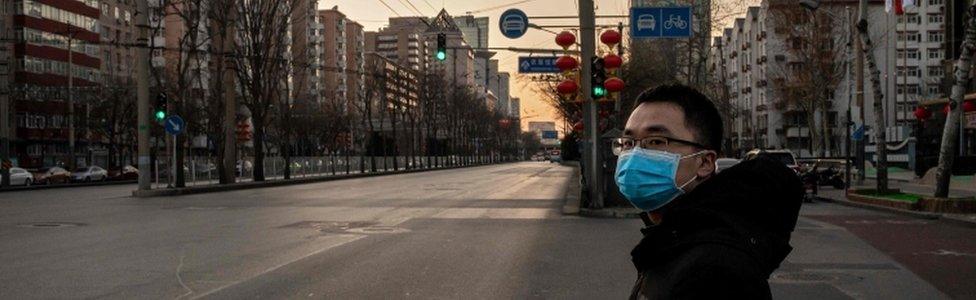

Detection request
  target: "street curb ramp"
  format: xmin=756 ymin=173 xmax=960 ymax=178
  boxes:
xmin=132 ymin=162 xmax=514 ymax=198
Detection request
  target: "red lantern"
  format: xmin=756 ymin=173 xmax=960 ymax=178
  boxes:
xmin=603 ymin=54 xmax=622 ymax=70
xmin=600 ymin=30 xmax=622 ymax=46
xmin=604 ymin=77 xmax=625 ymax=93
xmin=557 ymin=80 xmax=579 ymax=95
xmin=555 ymin=55 xmax=579 ymax=72
xmin=573 ymin=121 xmax=584 ymax=132
xmin=499 ymin=118 xmax=511 ymax=129
xmin=913 ymin=106 xmax=931 ymax=121
xmin=555 ymin=31 xmax=576 ymax=49
xmin=964 ymin=100 xmax=976 ymax=112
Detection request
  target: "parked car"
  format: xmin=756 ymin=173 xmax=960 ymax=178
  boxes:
xmin=32 ymin=166 xmax=71 ymax=184
xmin=715 ymin=158 xmax=740 ymax=173
xmin=71 ymin=166 xmax=109 ymax=182
xmin=2 ymin=167 xmax=35 ymax=186
xmin=799 ymin=159 xmax=853 ymax=189
xmin=743 ymin=149 xmax=800 ymax=174
xmin=108 ymin=165 xmax=139 ymax=181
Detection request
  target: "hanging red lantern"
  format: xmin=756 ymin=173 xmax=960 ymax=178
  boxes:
xmin=964 ymin=100 xmax=976 ymax=112
xmin=604 ymin=77 xmax=625 ymax=93
xmin=499 ymin=118 xmax=511 ymax=129
xmin=603 ymin=54 xmax=622 ymax=70
xmin=557 ymin=80 xmax=579 ymax=95
xmin=600 ymin=30 xmax=622 ymax=46
xmin=573 ymin=121 xmax=584 ymax=132
xmin=555 ymin=31 xmax=576 ymax=49
xmin=555 ymin=55 xmax=579 ymax=72
xmin=913 ymin=106 xmax=931 ymax=121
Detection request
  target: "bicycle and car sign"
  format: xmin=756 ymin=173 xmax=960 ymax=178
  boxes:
xmin=630 ymin=6 xmax=693 ymax=39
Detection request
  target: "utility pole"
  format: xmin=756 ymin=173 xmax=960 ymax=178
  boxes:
xmin=855 ymin=0 xmax=866 ymax=185
xmin=1 ymin=18 xmax=10 ymax=188
xmin=580 ymin=0 xmax=603 ymax=208
xmin=846 ymin=6 xmax=853 ymax=192
xmin=136 ymin=0 xmax=151 ymax=191
xmin=67 ymin=28 xmax=76 ymax=170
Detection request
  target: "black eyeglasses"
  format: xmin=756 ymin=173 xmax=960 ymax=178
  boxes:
xmin=611 ymin=136 xmax=708 ymax=155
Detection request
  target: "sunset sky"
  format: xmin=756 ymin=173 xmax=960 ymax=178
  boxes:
xmin=320 ymin=0 xmax=757 ymax=131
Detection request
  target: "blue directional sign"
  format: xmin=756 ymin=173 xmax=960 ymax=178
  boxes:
xmin=499 ymin=9 xmax=529 ymax=39
xmin=542 ymin=130 xmax=559 ymax=139
xmin=852 ymin=125 xmax=865 ymax=141
xmin=518 ymin=56 xmax=560 ymax=73
xmin=630 ymin=6 xmax=693 ymax=39
xmin=164 ymin=115 xmax=185 ymax=136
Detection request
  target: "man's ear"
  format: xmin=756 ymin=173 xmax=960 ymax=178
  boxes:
xmin=697 ymin=151 xmax=717 ymax=177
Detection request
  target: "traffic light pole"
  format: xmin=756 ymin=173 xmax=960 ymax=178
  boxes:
xmin=579 ymin=0 xmax=603 ymax=208
xmin=136 ymin=0 xmax=151 ymax=191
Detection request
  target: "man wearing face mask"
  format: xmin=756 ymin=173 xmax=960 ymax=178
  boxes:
xmin=614 ymin=84 xmax=803 ymax=299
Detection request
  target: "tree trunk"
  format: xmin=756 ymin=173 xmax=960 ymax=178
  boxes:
xmin=935 ymin=5 xmax=976 ymax=198
xmin=253 ymin=115 xmax=266 ymax=181
xmin=857 ymin=19 xmax=889 ymax=193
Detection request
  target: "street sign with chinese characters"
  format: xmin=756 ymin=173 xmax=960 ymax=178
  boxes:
xmin=518 ymin=56 xmax=560 ymax=73
xmin=630 ymin=6 xmax=693 ymax=39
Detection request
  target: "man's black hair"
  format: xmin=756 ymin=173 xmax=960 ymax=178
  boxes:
xmin=633 ymin=84 xmax=724 ymax=152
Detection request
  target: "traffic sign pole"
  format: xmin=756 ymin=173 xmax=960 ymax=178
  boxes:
xmin=580 ymin=0 xmax=603 ymax=208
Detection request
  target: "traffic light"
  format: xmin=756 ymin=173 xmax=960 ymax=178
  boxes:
xmin=591 ymin=57 xmax=607 ymax=99
xmin=154 ymin=93 xmax=167 ymax=122
xmin=436 ymin=33 xmax=446 ymax=61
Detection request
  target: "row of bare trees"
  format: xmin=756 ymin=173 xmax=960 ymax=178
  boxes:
xmin=142 ymin=0 xmax=521 ymax=187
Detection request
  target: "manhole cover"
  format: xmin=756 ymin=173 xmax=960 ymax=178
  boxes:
xmin=772 ymin=272 xmax=836 ymax=283
xmin=17 ymin=222 xmax=85 ymax=228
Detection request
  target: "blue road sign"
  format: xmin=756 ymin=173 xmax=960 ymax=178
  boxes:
xmin=630 ymin=6 xmax=693 ymax=39
xmin=499 ymin=9 xmax=529 ymax=39
xmin=852 ymin=125 xmax=865 ymax=141
xmin=518 ymin=56 xmax=560 ymax=73
xmin=542 ymin=130 xmax=558 ymax=139
xmin=164 ymin=115 xmax=185 ymax=136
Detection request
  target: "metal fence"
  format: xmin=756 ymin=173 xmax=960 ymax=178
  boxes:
xmin=149 ymin=155 xmax=514 ymax=189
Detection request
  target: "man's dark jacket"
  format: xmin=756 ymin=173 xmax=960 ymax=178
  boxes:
xmin=629 ymin=156 xmax=803 ymax=299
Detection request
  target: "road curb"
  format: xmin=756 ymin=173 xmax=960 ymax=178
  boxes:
xmin=818 ymin=195 xmax=976 ymax=228
xmin=0 ymin=180 xmax=136 ymax=193
xmin=561 ymin=162 xmax=581 ymax=215
xmin=131 ymin=162 xmax=516 ymax=198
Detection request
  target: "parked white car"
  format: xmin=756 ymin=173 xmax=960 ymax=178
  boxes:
xmin=1 ymin=167 xmax=35 ymax=186
xmin=715 ymin=158 xmax=741 ymax=173
xmin=71 ymin=166 xmax=108 ymax=182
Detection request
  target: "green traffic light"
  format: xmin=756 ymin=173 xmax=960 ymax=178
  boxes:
xmin=155 ymin=110 xmax=166 ymax=121
xmin=593 ymin=86 xmax=607 ymax=97
xmin=436 ymin=51 xmax=446 ymax=61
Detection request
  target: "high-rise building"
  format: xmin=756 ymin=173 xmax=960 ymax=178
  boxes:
xmin=453 ymin=16 xmax=489 ymax=50
xmin=712 ymin=0 xmax=954 ymax=166
xmin=317 ymin=8 xmax=348 ymax=107
xmin=291 ymin=0 xmax=321 ymax=105
xmin=345 ymin=19 xmax=365 ymax=113
xmin=5 ymin=0 xmax=103 ymax=168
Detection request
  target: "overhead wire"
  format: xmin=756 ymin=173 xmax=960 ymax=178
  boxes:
xmin=397 ymin=0 xmax=426 ymax=16
xmin=376 ymin=0 xmax=402 ymax=17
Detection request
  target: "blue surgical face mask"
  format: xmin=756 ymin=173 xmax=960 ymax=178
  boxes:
xmin=615 ymin=147 xmax=707 ymax=211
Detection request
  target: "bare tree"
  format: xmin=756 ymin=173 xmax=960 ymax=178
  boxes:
xmin=768 ymin=5 xmax=846 ymax=157
xmin=935 ymin=5 xmax=976 ymax=198
xmin=232 ymin=0 xmax=293 ymax=181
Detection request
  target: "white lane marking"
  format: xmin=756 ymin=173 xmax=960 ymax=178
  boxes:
xmin=922 ymin=249 xmax=976 ymax=257
xmin=175 ymin=246 xmax=194 ymax=299
xmin=189 ymin=234 xmax=368 ymax=299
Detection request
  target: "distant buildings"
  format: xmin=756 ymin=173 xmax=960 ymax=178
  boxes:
xmin=711 ymin=0 xmax=972 ymax=166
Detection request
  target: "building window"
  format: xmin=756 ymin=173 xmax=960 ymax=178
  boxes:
xmin=928 ymin=66 xmax=944 ymax=77
xmin=928 ymin=0 xmax=943 ymax=5
xmin=929 ymin=49 xmax=943 ymax=59
xmin=928 ymin=14 xmax=943 ymax=23
xmin=901 ymin=14 xmax=920 ymax=24
xmin=928 ymin=85 xmax=942 ymax=95
xmin=928 ymin=31 xmax=944 ymax=43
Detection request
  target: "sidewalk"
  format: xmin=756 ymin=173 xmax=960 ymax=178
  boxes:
xmin=817 ymin=186 xmax=976 ymax=228
xmin=865 ymin=167 xmax=975 ymax=193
